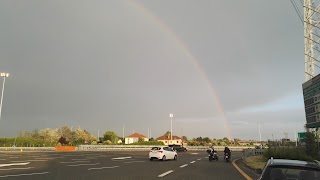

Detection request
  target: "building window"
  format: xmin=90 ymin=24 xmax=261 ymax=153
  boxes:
xmin=176 ymin=141 xmax=179 ymax=143
xmin=165 ymin=141 xmax=167 ymax=143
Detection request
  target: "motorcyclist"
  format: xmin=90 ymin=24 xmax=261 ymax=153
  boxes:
xmin=224 ymin=147 xmax=231 ymax=159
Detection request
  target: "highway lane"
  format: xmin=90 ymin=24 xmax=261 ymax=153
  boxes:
xmin=0 ymin=151 xmax=257 ymax=180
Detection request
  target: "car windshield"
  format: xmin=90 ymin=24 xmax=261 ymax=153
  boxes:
xmin=262 ymin=166 xmax=320 ymax=180
xmin=151 ymin=147 xmax=161 ymax=151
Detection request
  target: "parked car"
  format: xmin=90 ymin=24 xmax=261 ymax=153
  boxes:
xmin=256 ymin=157 xmax=320 ymax=180
xmin=168 ymin=144 xmax=187 ymax=152
xmin=149 ymin=146 xmax=178 ymax=161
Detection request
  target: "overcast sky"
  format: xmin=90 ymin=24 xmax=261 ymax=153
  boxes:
xmin=0 ymin=0 xmax=306 ymax=140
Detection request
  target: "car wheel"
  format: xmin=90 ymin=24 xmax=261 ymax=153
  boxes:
xmin=162 ymin=155 xmax=166 ymax=161
xmin=150 ymin=158 xmax=153 ymax=161
xmin=174 ymin=155 xmax=177 ymax=160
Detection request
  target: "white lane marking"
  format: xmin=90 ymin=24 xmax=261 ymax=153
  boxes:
xmin=112 ymin=157 xmax=132 ymax=160
xmin=60 ymin=161 xmax=90 ymax=164
xmin=0 ymin=167 xmax=34 ymax=171
xmin=191 ymin=153 xmax=198 ymax=155
xmin=158 ymin=170 xmax=174 ymax=177
xmin=124 ymin=161 xmax=145 ymax=164
xmin=0 ymin=159 xmax=6 ymax=160
xmin=0 ymin=162 xmax=30 ymax=167
xmin=8 ymin=157 xmax=19 ymax=158
xmin=12 ymin=160 xmax=47 ymax=162
xmin=180 ymin=164 xmax=188 ymax=168
xmin=67 ymin=163 xmax=100 ymax=167
xmin=0 ymin=172 xmax=49 ymax=178
xmin=190 ymin=161 xmax=196 ymax=164
xmin=35 ymin=158 xmax=54 ymax=160
xmin=197 ymin=158 xmax=201 ymax=160
xmin=88 ymin=166 xmax=119 ymax=170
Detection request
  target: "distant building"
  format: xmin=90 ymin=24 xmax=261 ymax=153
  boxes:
xmin=125 ymin=133 xmax=148 ymax=144
xmin=156 ymin=135 xmax=183 ymax=145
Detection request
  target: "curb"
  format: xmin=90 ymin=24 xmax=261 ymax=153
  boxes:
xmin=241 ymin=157 xmax=263 ymax=174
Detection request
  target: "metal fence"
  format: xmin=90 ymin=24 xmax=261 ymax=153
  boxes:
xmin=77 ymin=145 xmax=255 ymax=152
xmin=0 ymin=145 xmax=257 ymax=152
xmin=242 ymin=148 xmax=266 ymax=160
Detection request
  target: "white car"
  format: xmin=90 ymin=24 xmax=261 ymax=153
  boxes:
xmin=149 ymin=146 xmax=178 ymax=161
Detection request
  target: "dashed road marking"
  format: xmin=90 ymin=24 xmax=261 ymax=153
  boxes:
xmin=35 ymin=157 xmax=54 ymax=160
xmin=60 ymin=161 xmax=91 ymax=164
xmin=0 ymin=162 xmax=30 ymax=167
xmin=88 ymin=166 xmax=119 ymax=170
xmin=112 ymin=157 xmax=132 ymax=160
xmin=158 ymin=170 xmax=174 ymax=177
xmin=124 ymin=161 xmax=145 ymax=163
xmin=67 ymin=163 xmax=100 ymax=167
xmin=197 ymin=158 xmax=201 ymax=160
xmin=0 ymin=172 xmax=49 ymax=178
xmin=10 ymin=160 xmax=42 ymax=163
xmin=180 ymin=164 xmax=188 ymax=168
xmin=0 ymin=167 xmax=34 ymax=171
xmin=191 ymin=153 xmax=198 ymax=155
xmin=190 ymin=161 xmax=196 ymax=164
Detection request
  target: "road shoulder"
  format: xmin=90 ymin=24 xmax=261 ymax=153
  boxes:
xmin=233 ymin=159 xmax=260 ymax=180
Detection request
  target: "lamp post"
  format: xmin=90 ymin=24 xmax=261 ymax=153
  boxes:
xmin=0 ymin=73 xmax=9 ymax=122
xmin=170 ymin=113 xmax=173 ymax=141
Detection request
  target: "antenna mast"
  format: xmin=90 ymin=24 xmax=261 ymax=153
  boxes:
xmin=304 ymin=0 xmax=320 ymax=81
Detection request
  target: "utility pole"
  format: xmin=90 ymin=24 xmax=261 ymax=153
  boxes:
xmin=170 ymin=114 xmax=173 ymax=142
xmin=0 ymin=73 xmax=9 ymax=123
xmin=259 ymin=123 xmax=262 ymax=143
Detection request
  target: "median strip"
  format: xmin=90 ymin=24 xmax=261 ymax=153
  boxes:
xmin=158 ymin=170 xmax=174 ymax=177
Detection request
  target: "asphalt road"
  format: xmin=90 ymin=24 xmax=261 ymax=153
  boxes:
xmin=0 ymin=151 xmax=259 ymax=180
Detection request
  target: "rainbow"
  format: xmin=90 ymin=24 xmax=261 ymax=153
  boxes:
xmin=128 ymin=0 xmax=233 ymax=139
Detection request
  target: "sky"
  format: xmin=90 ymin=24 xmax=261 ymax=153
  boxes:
xmin=0 ymin=0 xmax=307 ymax=140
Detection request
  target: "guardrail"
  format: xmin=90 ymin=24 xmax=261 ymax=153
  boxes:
xmin=77 ymin=145 xmax=256 ymax=151
xmin=0 ymin=147 xmax=55 ymax=151
xmin=242 ymin=148 xmax=266 ymax=160
xmin=0 ymin=145 xmax=257 ymax=152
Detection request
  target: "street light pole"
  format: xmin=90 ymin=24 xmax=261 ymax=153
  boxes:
xmin=0 ymin=73 xmax=9 ymax=122
xmin=170 ymin=113 xmax=173 ymax=141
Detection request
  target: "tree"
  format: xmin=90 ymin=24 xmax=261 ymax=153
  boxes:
xmin=203 ymin=137 xmax=211 ymax=143
xmin=164 ymin=131 xmax=171 ymax=136
xmin=58 ymin=136 xmax=69 ymax=145
xmin=103 ymin=131 xmax=119 ymax=144
xmin=59 ymin=126 xmax=73 ymax=142
xmin=181 ymin=136 xmax=188 ymax=141
xmin=305 ymin=132 xmax=318 ymax=158
xmin=138 ymin=138 xmax=144 ymax=142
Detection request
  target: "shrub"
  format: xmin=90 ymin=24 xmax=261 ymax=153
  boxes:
xmin=130 ymin=141 xmax=164 ymax=145
xmin=264 ymin=147 xmax=313 ymax=161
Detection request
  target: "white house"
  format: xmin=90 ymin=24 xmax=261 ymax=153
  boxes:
xmin=125 ymin=133 xmax=149 ymax=144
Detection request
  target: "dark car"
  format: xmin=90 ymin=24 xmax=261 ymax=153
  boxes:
xmin=257 ymin=157 xmax=320 ymax=180
xmin=168 ymin=144 xmax=187 ymax=152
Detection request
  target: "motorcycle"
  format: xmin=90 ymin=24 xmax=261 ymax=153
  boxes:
xmin=207 ymin=149 xmax=218 ymax=161
xmin=224 ymin=152 xmax=231 ymax=163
